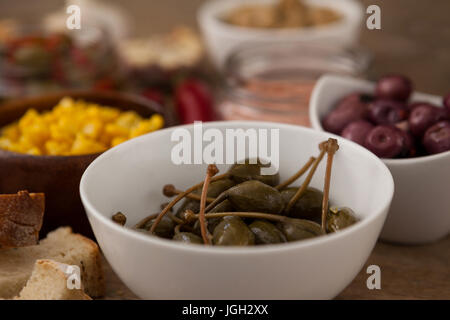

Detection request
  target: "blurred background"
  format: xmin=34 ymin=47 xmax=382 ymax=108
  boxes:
xmin=1 ymin=0 xmax=449 ymax=129
xmin=1 ymin=0 xmax=449 ymax=94
xmin=1 ymin=1 xmax=448 ymax=301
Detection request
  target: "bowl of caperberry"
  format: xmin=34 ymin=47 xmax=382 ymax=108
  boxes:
xmin=309 ymin=74 xmax=450 ymax=244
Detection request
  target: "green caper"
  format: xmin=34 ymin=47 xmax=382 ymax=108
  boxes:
xmin=326 ymin=207 xmax=358 ymax=233
xmin=249 ymin=220 xmax=287 ymax=245
xmin=111 ymin=211 xmax=127 ymax=226
xmin=140 ymin=214 xmax=175 ymax=239
xmin=206 ymin=178 xmax=236 ymax=196
xmin=193 ymin=199 xmax=234 ymax=235
xmin=281 ymin=187 xmax=323 ymax=222
xmin=276 ymin=219 xmax=324 ymax=241
xmin=173 ymin=232 xmax=203 ymax=244
xmin=176 ymin=198 xmax=201 ymax=217
xmin=212 ymin=216 xmax=255 ymax=246
xmin=221 ymin=180 xmax=285 ymax=214
xmin=176 ymin=179 xmax=235 ymax=217
xmin=228 ymin=159 xmax=280 ymax=187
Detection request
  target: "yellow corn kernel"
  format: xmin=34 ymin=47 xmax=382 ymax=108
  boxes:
xmin=129 ymin=115 xmax=164 ymax=138
xmin=115 ymin=111 xmax=142 ymax=129
xmin=111 ymin=136 xmax=128 ymax=147
xmin=45 ymin=140 xmax=71 ymax=156
xmin=59 ymin=96 xmax=75 ymax=108
xmin=53 ymin=98 xmax=75 ymax=116
xmin=0 ymin=97 xmax=163 ymax=156
xmin=1 ymin=124 xmax=21 ymax=142
xmin=98 ymin=107 xmax=121 ymax=123
xmin=0 ymin=137 xmax=13 ymax=150
xmin=70 ymin=133 xmax=107 ymax=155
xmin=26 ymin=147 xmax=42 ymax=156
xmin=57 ymin=116 xmax=79 ymax=135
xmin=50 ymin=124 xmax=74 ymax=142
xmin=149 ymin=114 xmax=164 ymax=130
xmin=129 ymin=124 xmax=145 ymax=138
xmin=7 ymin=143 xmax=25 ymax=154
xmin=18 ymin=109 xmax=39 ymax=130
xmin=82 ymin=120 xmax=103 ymax=139
xmin=41 ymin=112 xmax=56 ymax=124
xmin=18 ymin=134 xmax=33 ymax=147
xmin=85 ymin=106 xmax=101 ymax=118
xmin=22 ymin=123 xmax=50 ymax=147
xmin=104 ymin=123 xmax=129 ymax=137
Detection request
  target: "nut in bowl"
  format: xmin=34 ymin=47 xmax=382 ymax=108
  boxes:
xmin=80 ymin=121 xmax=393 ymax=299
xmin=0 ymin=90 xmax=170 ymax=236
xmin=309 ymin=74 xmax=450 ymax=244
xmin=198 ymin=0 xmax=363 ymax=68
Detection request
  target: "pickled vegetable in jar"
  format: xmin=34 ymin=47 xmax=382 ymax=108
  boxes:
xmin=218 ymin=44 xmax=369 ymax=126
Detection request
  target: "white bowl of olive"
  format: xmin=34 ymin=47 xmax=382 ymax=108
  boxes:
xmin=309 ymin=74 xmax=450 ymax=244
xmin=81 ymin=121 xmax=394 ymax=299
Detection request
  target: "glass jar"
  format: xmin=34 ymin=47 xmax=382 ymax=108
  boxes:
xmin=217 ymin=43 xmax=370 ymax=126
xmin=0 ymin=24 xmax=124 ymax=103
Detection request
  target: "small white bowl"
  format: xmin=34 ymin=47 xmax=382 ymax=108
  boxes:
xmin=310 ymin=74 xmax=450 ymax=244
xmin=198 ymin=0 xmax=363 ymax=69
xmin=80 ymin=121 xmax=393 ymax=299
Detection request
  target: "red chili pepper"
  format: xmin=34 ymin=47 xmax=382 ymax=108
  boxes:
xmin=51 ymin=58 xmax=66 ymax=84
xmin=142 ymin=88 xmax=165 ymax=106
xmin=93 ymin=77 xmax=116 ymax=91
xmin=71 ymin=47 xmax=90 ymax=68
xmin=175 ymin=78 xmax=215 ymax=124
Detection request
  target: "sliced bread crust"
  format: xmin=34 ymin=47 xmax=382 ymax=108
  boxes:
xmin=16 ymin=259 xmax=92 ymax=300
xmin=0 ymin=227 xmax=104 ymax=299
xmin=0 ymin=191 xmax=45 ymax=248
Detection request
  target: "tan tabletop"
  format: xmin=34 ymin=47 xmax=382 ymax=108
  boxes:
xmin=102 ymin=234 xmax=450 ymax=300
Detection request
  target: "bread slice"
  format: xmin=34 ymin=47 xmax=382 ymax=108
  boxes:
xmin=0 ymin=191 xmax=45 ymax=248
xmin=16 ymin=259 xmax=91 ymax=300
xmin=0 ymin=227 xmax=104 ymax=299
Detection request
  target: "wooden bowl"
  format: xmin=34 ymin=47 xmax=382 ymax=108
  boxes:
xmin=0 ymin=90 xmax=175 ymax=238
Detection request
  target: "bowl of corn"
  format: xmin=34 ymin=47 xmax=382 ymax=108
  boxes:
xmin=0 ymin=90 xmax=171 ymax=236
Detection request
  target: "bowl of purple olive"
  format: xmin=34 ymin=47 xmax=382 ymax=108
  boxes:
xmin=310 ymin=74 xmax=450 ymax=244
xmin=81 ymin=121 xmax=393 ymax=299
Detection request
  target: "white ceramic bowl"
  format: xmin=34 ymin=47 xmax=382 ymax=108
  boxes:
xmin=198 ymin=0 xmax=363 ymax=69
xmin=310 ymin=74 xmax=450 ymax=244
xmin=80 ymin=121 xmax=393 ymax=299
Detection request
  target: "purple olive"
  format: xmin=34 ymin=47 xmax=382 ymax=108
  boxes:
xmin=395 ymin=126 xmax=416 ymax=157
xmin=408 ymin=101 xmax=429 ymax=112
xmin=443 ymin=93 xmax=450 ymax=113
xmin=364 ymin=125 xmax=405 ymax=158
xmin=367 ymin=99 xmax=408 ymax=125
xmin=408 ymin=104 xmax=448 ymax=137
xmin=341 ymin=120 xmax=374 ymax=146
xmin=339 ymin=92 xmax=363 ymax=104
xmin=339 ymin=92 xmax=374 ymax=104
xmin=322 ymin=94 xmax=369 ymax=134
xmin=422 ymin=121 xmax=450 ymax=154
xmin=376 ymin=75 xmax=412 ymax=102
